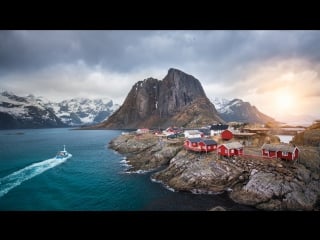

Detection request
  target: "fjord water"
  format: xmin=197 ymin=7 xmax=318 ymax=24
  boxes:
xmin=0 ymin=128 xmax=253 ymax=211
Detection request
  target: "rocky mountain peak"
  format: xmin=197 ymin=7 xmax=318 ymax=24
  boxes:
xmin=96 ymin=68 xmax=224 ymax=129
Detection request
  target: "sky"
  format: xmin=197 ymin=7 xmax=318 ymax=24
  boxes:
xmin=0 ymin=30 xmax=320 ymax=124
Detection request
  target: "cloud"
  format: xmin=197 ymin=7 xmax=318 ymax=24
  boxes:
xmin=230 ymin=57 xmax=320 ymax=120
xmin=1 ymin=30 xmax=320 ymax=120
xmin=0 ymin=60 xmax=168 ymax=104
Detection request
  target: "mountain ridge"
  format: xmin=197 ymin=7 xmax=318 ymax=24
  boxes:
xmin=211 ymin=97 xmax=275 ymax=124
xmin=0 ymin=68 xmax=280 ymax=129
xmin=94 ymin=68 xmax=225 ymax=129
xmin=0 ymin=91 xmax=119 ymax=129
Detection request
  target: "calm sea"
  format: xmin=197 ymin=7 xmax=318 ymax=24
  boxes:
xmin=277 ymin=135 xmax=294 ymax=144
xmin=0 ymin=128 xmax=255 ymax=211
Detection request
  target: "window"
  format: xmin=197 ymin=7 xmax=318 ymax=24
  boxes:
xmin=283 ymin=152 xmax=288 ymax=156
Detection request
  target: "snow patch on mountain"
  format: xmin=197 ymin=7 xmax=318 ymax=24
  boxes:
xmin=0 ymin=91 xmax=120 ymax=128
xmin=46 ymin=98 xmax=119 ymax=126
xmin=0 ymin=91 xmax=47 ymax=117
xmin=211 ymin=97 xmax=230 ymax=110
xmin=211 ymin=97 xmax=275 ymax=123
xmin=44 ymin=97 xmax=120 ymax=126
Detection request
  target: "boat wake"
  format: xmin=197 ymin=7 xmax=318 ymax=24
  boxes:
xmin=0 ymin=157 xmax=68 ymax=198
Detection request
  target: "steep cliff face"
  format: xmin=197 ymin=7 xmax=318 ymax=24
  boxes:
xmin=158 ymin=68 xmax=207 ymax=118
xmin=97 ymin=68 xmax=224 ymax=129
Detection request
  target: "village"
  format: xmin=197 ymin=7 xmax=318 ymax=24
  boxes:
xmin=111 ymin=121 xmax=320 ymax=210
xmin=134 ymin=123 xmax=300 ymax=163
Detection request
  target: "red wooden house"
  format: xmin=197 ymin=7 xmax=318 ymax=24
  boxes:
xmin=201 ymin=139 xmax=218 ymax=153
xmin=221 ymin=129 xmax=233 ymax=140
xmin=217 ymin=142 xmax=244 ymax=157
xmin=184 ymin=138 xmax=217 ymax=153
xmin=261 ymin=143 xmax=299 ymax=161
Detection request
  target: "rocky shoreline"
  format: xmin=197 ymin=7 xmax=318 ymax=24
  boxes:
xmin=109 ymin=133 xmax=320 ymax=211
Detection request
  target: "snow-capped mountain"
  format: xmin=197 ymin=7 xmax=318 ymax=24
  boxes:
xmin=0 ymin=91 xmax=66 ymax=129
xmin=0 ymin=91 xmax=120 ymax=129
xmin=211 ymin=97 xmax=231 ymax=112
xmin=44 ymin=98 xmax=120 ymax=126
xmin=211 ymin=97 xmax=275 ymax=123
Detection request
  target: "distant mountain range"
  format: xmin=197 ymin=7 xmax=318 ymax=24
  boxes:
xmin=44 ymin=97 xmax=119 ymax=126
xmin=0 ymin=91 xmax=119 ymax=129
xmin=92 ymin=68 xmax=276 ymax=130
xmin=211 ymin=97 xmax=275 ymax=124
xmin=0 ymin=69 xmax=280 ymax=129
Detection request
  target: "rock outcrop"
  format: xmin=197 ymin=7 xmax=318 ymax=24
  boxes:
xmin=109 ymin=132 xmax=183 ymax=171
xmin=292 ymin=121 xmax=320 ymax=147
xmin=109 ymin=132 xmax=320 ymax=210
xmin=96 ymin=68 xmax=224 ymax=129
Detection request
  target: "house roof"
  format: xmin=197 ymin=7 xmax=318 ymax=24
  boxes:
xmin=220 ymin=142 xmax=243 ymax=149
xmin=184 ymin=130 xmax=201 ymax=135
xmin=261 ymin=143 xmax=298 ymax=152
xmin=199 ymin=129 xmax=211 ymax=135
xmin=222 ymin=129 xmax=233 ymax=133
xmin=187 ymin=138 xmax=203 ymax=143
xmin=203 ymin=139 xmax=217 ymax=145
xmin=210 ymin=124 xmax=229 ymax=131
xmin=233 ymin=133 xmax=256 ymax=136
xmin=186 ymin=138 xmax=217 ymax=145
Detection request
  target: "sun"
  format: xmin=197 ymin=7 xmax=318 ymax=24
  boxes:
xmin=276 ymin=92 xmax=294 ymax=110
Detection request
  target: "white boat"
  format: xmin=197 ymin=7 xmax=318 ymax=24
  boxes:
xmin=55 ymin=145 xmax=72 ymax=159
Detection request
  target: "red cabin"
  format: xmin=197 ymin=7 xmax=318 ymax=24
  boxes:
xmin=184 ymin=138 xmax=217 ymax=153
xmin=217 ymin=142 xmax=244 ymax=157
xmin=261 ymin=143 xmax=299 ymax=161
xmin=221 ymin=129 xmax=233 ymax=140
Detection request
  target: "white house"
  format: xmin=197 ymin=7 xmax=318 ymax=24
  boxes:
xmin=184 ymin=130 xmax=203 ymax=138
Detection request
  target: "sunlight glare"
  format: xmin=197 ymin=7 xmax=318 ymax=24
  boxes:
xmin=276 ymin=92 xmax=294 ymax=110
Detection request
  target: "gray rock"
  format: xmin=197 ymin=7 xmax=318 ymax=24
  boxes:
xmin=110 ymin=132 xmax=320 ymax=210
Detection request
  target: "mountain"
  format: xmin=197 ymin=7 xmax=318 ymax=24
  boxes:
xmin=94 ymin=68 xmax=225 ymax=129
xmin=44 ymin=98 xmax=120 ymax=126
xmin=0 ymin=91 xmax=120 ymax=129
xmin=0 ymin=91 xmax=66 ymax=129
xmin=275 ymin=113 xmax=318 ymax=127
xmin=211 ymin=97 xmax=275 ymax=124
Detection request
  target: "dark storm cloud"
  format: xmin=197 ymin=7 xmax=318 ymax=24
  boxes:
xmin=1 ymin=30 xmax=320 ymax=76
xmin=0 ymin=30 xmax=153 ymax=74
xmin=1 ymin=30 xmax=320 ymax=121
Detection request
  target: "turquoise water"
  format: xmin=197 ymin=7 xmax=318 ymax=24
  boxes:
xmin=0 ymin=128 xmax=254 ymax=211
